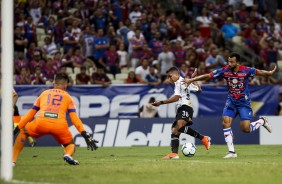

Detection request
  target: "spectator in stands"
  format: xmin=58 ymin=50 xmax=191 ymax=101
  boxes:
xmin=52 ymin=52 xmax=63 ymax=69
xmin=45 ymin=16 xmax=56 ymax=36
xmin=259 ymin=33 xmax=278 ymax=68
xmin=135 ymin=59 xmax=150 ymax=82
xmin=205 ymin=48 xmax=226 ymax=71
xmin=245 ymin=29 xmax=261 ymax=54
xmin=196 ymin=7 xmax=212 ymax=38
xmin=127 ymin=23 xmax=145 ymax=56
xmin=140 ymin=44 xmax=154 ymax=65
xmin=76 ymin=66 xmax=90 ymax=85
xmin=44 ymin=57 xmax=57 ymax=83
xmin=104 ymin=44 xmax=120 ymax=79
xmin=14 ymin=26 xmax=28 ymax=57
xmin=124 ymin=71 xmax=142 ymax=84
xmin=130 ymin=29 xmax=147 ymax=68
xmin=24 ymin=16 xmax=37 ymax=47
xmin=145 ymin=22 xmax=158 ymax=44
xmin=117 ymin=43 xmax=130 ymax=69
xmin=91 ymin=8 xmax=107 ymax=32
xmin=216 ymin=49 xmax=229 ymax=65
xmin=30 ymin=66 xmax=47 ymax=85
xmin=71 ymin=48 xmax=89 ymax=69
xmin=29 ymin=51 xmax=46 ymax=73
xmin=179 ymin=62 xmax=195 ymax=78
xmin=107 ymin=24 xmax=122 ymax=46
xmin=129 ymin=4 xmax=142 ymax=24
xmin=61 ymin=48 xmax=74 ymax=68
xmin=15 ymin=12 xmax=27 ymax=28
xmin=63 ymin=25 xmax=79 ymax=54
xmin=158 ymin=15 xmax=169 ymax=38
xmin=221 ymin=17 xmax=238 ymax=40
xmin=25 ymin=41 xmax=37 ymax=61
xmin=149 ymin=31 xmax=163 ymax=59
xmin=53 ymin=18 xmax=66 ymax=48
xmin=78 ymin=1 xmax=90 ymax=21
xmin=16 ymin=67 xmax=31 ymax=85
xmin=158 ymin=44 xmax=175 ymax=81
xmin=166 ymin=12 xmax=180 ymax=31
xmin=117 ymin=21 xmax=130 ymax=49
xmin=139 ymin=97 xmax=159 ymax=118
xmin=185 ymin=48 xmax=199 ymax=68
xmin=29 ymin=0 xmax=43 ymax=25
xmin=81 ymin=26 xmax=95 ymax=60
xmin=171 ymin=40 xmax=186 ymax=68
xmin=42 ymin=36 xmax=58 ymax=57
xmin=91 ymin=68 xmax=112 ymax=87
xmin=14 ymin=51 xmax=29 ymax=75
xmin=71 ymin=20 xmax=82 ymax=41
xmin=192 ymin=30 xmax=205 ymax=49
xmin=93 ymin=28 xmax=110 ymax=69
xmin=145 ymin=66 xmax=161 ymax=87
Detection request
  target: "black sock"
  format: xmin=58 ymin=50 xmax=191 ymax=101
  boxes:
xmin=171 ymin=134 xmax=179 ymax=153
xmin=178 ymin=126 xmax=204 ymax=140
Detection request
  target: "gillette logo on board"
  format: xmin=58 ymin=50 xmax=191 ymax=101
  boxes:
xmin=70 ymin=119 xmax=195 ymax=147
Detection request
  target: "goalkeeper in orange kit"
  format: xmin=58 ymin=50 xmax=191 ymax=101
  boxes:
xmin=13 ymin=73 xmax=98 ymax=166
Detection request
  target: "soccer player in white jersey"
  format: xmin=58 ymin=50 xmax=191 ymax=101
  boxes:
xmin=152 ymin=66 xmax=211 ymax=159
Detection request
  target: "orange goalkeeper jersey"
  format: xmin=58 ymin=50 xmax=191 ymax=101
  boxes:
xmin=33 ymin=89 xmax=75 ymax=123
xmin=18 ymin=88 xmax=85 ymax=133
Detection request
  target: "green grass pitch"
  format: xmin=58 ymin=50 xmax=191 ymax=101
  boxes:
xmin=2 ymin=145 xmax=282 ymax=184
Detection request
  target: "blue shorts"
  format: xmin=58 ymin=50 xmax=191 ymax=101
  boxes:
xmin=222 ymin=98 xmax=252 ymax=120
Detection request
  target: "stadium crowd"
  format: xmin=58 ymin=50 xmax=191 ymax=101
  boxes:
xmin=8 ymin=0 xmax=282 ymax=85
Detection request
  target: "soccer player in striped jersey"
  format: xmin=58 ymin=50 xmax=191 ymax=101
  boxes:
xmin=184 ymin=52 xmax=276 ymax=158
xmin=152 ymin=66 xmax=211 ymax=159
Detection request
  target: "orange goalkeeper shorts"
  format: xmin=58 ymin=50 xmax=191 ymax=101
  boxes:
xmin=25 ymin=118 xmax=73 ymax=145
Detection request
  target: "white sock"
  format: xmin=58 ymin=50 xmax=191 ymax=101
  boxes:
xmin=249 ymin=119 xmax=264 ymax=132
xmin=64 ymin=154 xmax=71 ymax=158
xmin=223 ymin=128 xmax=235 ymax=152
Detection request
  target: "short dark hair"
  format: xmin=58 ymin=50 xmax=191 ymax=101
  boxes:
xmin=166 ymin=66 xmax=179 ymax=74
xmin=54 ymin=73 xmax=69 ymax=83
xmin=229 ymin=52 xmax=241 ymax=62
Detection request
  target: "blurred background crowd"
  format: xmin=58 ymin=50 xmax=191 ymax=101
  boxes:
xmin=3 ymin=0 xmax=282 ymax=86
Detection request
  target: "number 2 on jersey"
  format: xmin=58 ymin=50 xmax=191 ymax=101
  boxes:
xmin=47 ymin=94 xmax=63 ymax=106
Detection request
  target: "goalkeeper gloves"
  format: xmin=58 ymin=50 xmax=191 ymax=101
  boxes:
xmin=81 ymin=131 xmax=98 ymax=151
xmin=14 ymin=125 xmax=20 ymax=136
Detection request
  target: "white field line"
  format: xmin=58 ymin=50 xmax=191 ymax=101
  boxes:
xmin=10 ymin=180 xmax=53 ymax=184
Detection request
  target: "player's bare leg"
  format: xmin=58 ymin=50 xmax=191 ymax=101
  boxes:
xmin=222 ymin=116 xmax=237 ymax=158
xmin=63 ymin=140 xmax=79 ymax=165
xmin=244 ymin=117 xmax=272 ymax=133
xmin=13 ymin=129 xmax=29 ymax=165
xmin=162 ymin=121 xmax=185 ymax=159
xmin=178 ymin=119 xmax=211 ymax=150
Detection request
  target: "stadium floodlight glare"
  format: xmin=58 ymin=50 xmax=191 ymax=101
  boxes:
xmin=1 ymin=0 xmax=14 ymax=181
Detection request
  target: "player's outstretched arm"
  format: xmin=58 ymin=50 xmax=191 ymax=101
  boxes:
xmin=183 ymin=73 xmax=211 ymax=85
xmin=69 ymin=112 xmax=99 ymax=151
xmin=14 ymin=108 xmax=38 ymax=136
xmin=190 ymin=68 xmax=202 ymax=93
xmin=256 ymin=65 xmax=277 ymax=76
xmin=151 ymin=95 xmax=180 ymax=106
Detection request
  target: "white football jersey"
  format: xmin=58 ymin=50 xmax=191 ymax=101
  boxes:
xmin=174 ymin=76 xmax=199 ymax=108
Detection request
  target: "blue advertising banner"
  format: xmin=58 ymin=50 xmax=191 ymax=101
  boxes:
xmin=29 ymin=117 xmax=259 ymax=147
xmin=14 ymin=84 xmax=279 ymax=118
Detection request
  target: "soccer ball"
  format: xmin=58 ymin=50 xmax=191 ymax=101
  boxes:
xmin=181 ymin=142 xmax=197 ymax=157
